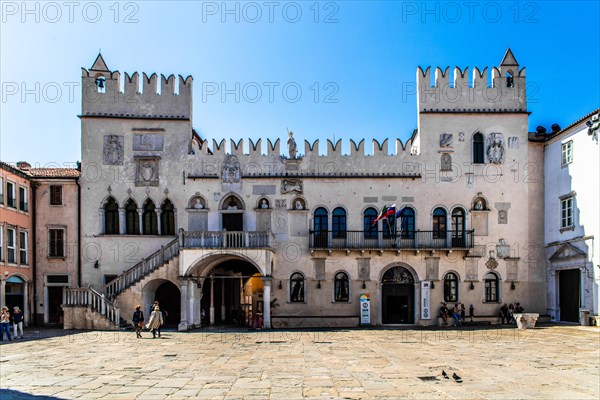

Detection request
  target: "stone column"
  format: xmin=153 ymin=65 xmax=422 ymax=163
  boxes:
xmin=156 ymin=210 xmax=162 ymax=236
xmin=137 ymin=209 xmax=143 ymax=234
xmin=118 ymin=208 xmax=125 ymax=235
xmin=210 ymin=276 xmax=215 ymax=325
xmin=580 ymin=266 xmax=586 ymax=311
xmin=221 ymin=279 xmax=226 ymax=321
xmin=43 ymin=285 xmax=49 ymax=324
xmin=98 ymin=209 xmax=105 ymax=234
xmin=263 ymin=279 xmax=272 ymax=329
xmin=0 ymin=279 xmax=6 ymax=309
xmin=547 ymin=271 xmax=557 ymax=321
xmin=178 ymin=281 xmax=188 ymax=331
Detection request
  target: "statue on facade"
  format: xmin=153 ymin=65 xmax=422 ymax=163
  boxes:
xmin=487 ymin=133 xmax=505 ymax=164
xmin=221 ymin=155 xmax=241 ymax=183
xmin=103 ymin=135 xmax=123 ymax=165
xmin=287 ymin=129 xmax=297 ymax=159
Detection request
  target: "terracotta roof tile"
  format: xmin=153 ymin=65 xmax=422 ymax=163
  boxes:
xmin=27 ymin=168 xmax=80 ymax=178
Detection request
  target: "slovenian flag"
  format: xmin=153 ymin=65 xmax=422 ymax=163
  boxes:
xmin=395 ymin=205 xmax=407 ymax=218
xmin=372 ymin=204 xmax=396 ymax=225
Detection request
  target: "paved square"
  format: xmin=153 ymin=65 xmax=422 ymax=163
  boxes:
xmin=1 ymin=325 xmax=599 ymax=399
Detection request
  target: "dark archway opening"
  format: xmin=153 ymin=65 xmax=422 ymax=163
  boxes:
xmin=559 ymin=269 xmax=580 ymax=323
xmin=200 ymin=260 xmax=262 ymax=327
xmin=381 ymin=266 xmax=415 ymax=324
xmin=154 ymin=281 xmax=181 ymax=328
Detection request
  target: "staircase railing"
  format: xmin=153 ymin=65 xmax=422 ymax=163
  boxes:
xmin=104 ymin=237 xmax=180 ymax=299
xmin=63 ymin=285 xmax=120 ymax=326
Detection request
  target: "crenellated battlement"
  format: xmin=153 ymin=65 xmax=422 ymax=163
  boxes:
xmin=417 ymin=49 xmax=527 ymax=113
xmin=191 ymin=135 xmax=418 ymax=159
xmin=81 ymin=54 xmax=192 ymax=119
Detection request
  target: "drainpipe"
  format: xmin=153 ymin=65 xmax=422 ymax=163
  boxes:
xmin=32 ymin=182 xmax=38 ymax=326
xmin=76 ymin=177 xmax=81 ymax=287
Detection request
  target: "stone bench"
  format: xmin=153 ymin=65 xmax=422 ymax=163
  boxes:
xmin=513 ymin=313 xmax=539 ymax=329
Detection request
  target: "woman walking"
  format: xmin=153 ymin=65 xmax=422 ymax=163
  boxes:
xmin=0 ymin=306 xmax=12 ymax=341
xmin=146 ymin=306 xmax=163 ymax=339
xmin=132 ymin=305 xmax=144 ymax=339
xmin=12 ymin=306 xmax=24 ymax=339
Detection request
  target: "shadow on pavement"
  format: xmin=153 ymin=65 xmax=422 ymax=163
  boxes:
xmin=0 ymin=389 xmax=64 ymax=400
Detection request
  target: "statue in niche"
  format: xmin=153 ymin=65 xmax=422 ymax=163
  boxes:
xmin=474 ymin=200 xmax=484 ymax=210
xmin=281 ymin=179 xmax=303 ymax=194
xmin=103 ymin=135 xmax=123 ymax=165
xmin=221 ymin=155 xmax=241 ymax=183
xmin=226 ymin=198 xmax=239 ymax=210
xmin=487 ymin=133 xmax=505 ymax=164
xmin=260 ymin=199 xmax=269 ymax=209
xmin=440 ymin=133 xmax=453 ymax=147
xmin=193 ymin=198 xmax=204 ymax=209
xmin=287 ymin=129 xmax=297 ymax=159
xmin=295 ymin=200 xmax=303 ymax=210
xmin=486 ymin=250 xmax=498 ymax=270
xmin=440 ymin=153 xmax=452 ymax=171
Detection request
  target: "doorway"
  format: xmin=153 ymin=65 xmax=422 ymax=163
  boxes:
xmin=381 ymin=266 xmax=415 ymax=324
xmin=48 ymin=286 xmax=64 ymax=324
xmin=222 ymin=213 xmax=243 ymax=231
xmin=559 ymin=268 xmax=580 ymax=322
xmin=154 ymin=281 xmax=181 ymax=328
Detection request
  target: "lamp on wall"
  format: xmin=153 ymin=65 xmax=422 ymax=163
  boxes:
xmin=362 ymin=281 xmax=366 ymax=289
xmin=278 ymin=280 xmax=283 ymax=290
xmin=431 ymin=281 xmax=435 ymax=289
xmin=469 ymin=281 xmax=475 ymax=290
xmin=94 ymin=260 xmax=99 ymax=269
xmin=317 ymin=280 xmax=321 ymax=289
xmin=510 ymin=282 xmax=516 ymax=290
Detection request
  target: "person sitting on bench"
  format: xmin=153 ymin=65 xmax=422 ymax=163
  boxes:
xmin=452 ymin=303 xmax=462 ymax=326
xmin=439 ymin=303 xmax=450 ymax=325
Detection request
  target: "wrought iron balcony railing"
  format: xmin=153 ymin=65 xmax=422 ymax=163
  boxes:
xmin=309 ymin=230 xmax=474 ymax=250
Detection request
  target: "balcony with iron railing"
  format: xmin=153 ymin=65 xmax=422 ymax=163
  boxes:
xmin=309 ymin=230 xmax=474 ymax=251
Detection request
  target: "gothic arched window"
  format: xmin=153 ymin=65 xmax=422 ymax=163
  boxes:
xmin=143 ymin=199 xmax=158 ymax=235
xmin=161 ymin=199 xmax=175 ymax=236
xmin=125 ymin=199 xmax=139 ymax=235
xmin=104 ymin=197 xmax=119 ymax=235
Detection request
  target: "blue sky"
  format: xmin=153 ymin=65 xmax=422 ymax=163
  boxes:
xmin=1 ymin=1 xmax=599 ymax=164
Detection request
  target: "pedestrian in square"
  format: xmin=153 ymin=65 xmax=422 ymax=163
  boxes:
xmin=132 ymin=305 xmax=144 ymax=339
xmin=12 ymin=306 xmax=24 ymax=339
xmin=146 ymin=306 xmax=163 ymax=338
xmin=0 ymin=306 xmax=12 ymax=341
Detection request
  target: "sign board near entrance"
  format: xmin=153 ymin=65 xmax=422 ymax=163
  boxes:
xmin=421 ymin=281 xmax=431 ymax=320
xmin=360 ymin=293 xmax=371 ymax=325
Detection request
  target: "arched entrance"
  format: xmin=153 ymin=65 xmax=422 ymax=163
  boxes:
xmin=143 ymin=279 xmax=181 ymax=329
xmin=154 ymin=281 xmax=181 ymax=327
xmin=200 ymin=260 xmax=263 ymax=327
xmin=6 ymin=276 xmax=26 ymax=313
xmin=381 ymin=266 xmax=415 ymax=324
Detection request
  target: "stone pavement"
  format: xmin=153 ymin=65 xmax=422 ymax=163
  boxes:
xmin=0 ymin=325 xmax=599 ymax=399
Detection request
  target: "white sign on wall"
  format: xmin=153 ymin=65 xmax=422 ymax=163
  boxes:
xmin=421 ymin=281 xmax=431 ymax=320
xmin=360 ymin=293 xmax=371 ymax=326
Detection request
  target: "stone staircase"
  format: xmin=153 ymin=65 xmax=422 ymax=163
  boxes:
xmin=62 ymin=238 xmax=180 ymax=330
xmin=104 ymin=237 xmax=180 ymax=300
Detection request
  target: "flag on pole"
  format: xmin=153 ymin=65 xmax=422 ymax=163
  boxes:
xmin=372 ymin=204 xmax=396 ymax=226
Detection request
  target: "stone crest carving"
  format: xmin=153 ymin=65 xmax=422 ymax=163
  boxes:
xmin=133 ymin=133 xmax=164 ymax=151
xmin=135 ymin=158 xmax=159 ymax=186
xmin=487 ymin=133 xmax=505 ymax=164
xmin=103 ymin=135 xmax=124 ymax=165
xmin=440 ymin=133 xmax=453 ymax=147
xmin=275 ymin=199 xmax=287 ymax=208
xmin=221 ymin=155 xmax=241 ymax=183
xmin=281 ymin=179 xmax=303 ymax=194
xmin=458 ymin=132 xmax=465 ymax=142
xmin=485 ymin=251 xmax=498 ymax=270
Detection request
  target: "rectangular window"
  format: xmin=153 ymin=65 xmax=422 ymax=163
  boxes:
xmin=7 ymin=228 xmax=16 ymax=263
xmin=49 ymin=229 xmax=65 ymax=257
xmin=561 ymin=197 xmax=574 ymax=228
xmin=50 ymin=185 xmax=63 ymax=205
xmin=0 ymin=226 xmax=3 ymax=262
xmin=19 ymin=231 xmax=28 ymax=265
xmin=6 ymin=181 xmax=16 ymax=208
xmin=0 ymin=177 xmax=4 ymax=205
xmin=19 ymin=186 xmax=28 ymax=212
xmin=561 ymin=141 xmax=573 ymax=166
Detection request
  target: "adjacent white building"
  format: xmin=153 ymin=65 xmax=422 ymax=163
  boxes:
xmin=544 ymin=109 xmax=600 ymax=323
